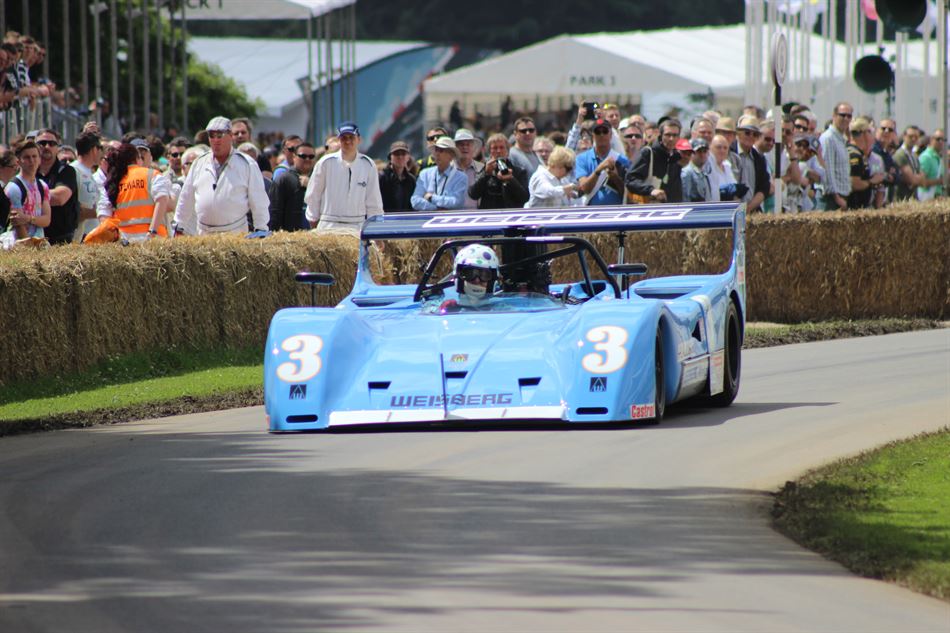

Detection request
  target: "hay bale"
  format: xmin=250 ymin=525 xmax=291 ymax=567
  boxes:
xmin=0 ymin=231 xmax=391 ymax=384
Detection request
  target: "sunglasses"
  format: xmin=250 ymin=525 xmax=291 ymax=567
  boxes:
xmin=624 ymin=133 xmax=643 ymax=139
xmin=593 ymin=128 xmax=611 ymax=135
xmin=37 ymin=140 xmax=58 ymax=147
xmin=296 ymin=153 xmax=316 ymax=160
xmin=168 ymin=152 xmax=183 ymax=158
xmin=835 ymin=112 xmax=853 ymax=118
xmin=880 ymin=126 xmax=895 ymax=132
xmin=516 ymin=128 xmax=536 ymax=134
xmin=426 ymin=134 xmax=444 ymax=142
xmin=739 ymin=129 xmax=760 ymax=136
xmin=460 ymin=268 xmax=493 ymax=283
xmin=794 ymin=123 xmax=809 ymax=130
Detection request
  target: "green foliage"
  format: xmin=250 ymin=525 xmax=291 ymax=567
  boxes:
xmin=355 ymin=0 xmax=744 ymax=51
xmin=183 ymin=59 xmax=264 ymax=137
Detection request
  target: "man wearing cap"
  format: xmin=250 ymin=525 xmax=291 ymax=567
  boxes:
xmin=819 ymin=102 xmax=854 ymax=210
xmin=734 ymin=115 xmax=770 ymax=212
xmin=846 ymin=117 xmax=884 ymax=210
xmin=575 ymin=117 xmax=631 ymax=206
xmin=304 ymin=121 xmax=383 ymax=231
xmin=453 ymin=128 xmax=484 ymax=209
xmin=379 ymin=141 xmax=416 ymax=212
xmin=268 ymin=141 xmax=316 ymax=231
xmin=682 ymin=138 xmax=713 ymax=202
xmin=411 ymin=136 xmax=468 ymax=211
xmin=173 ymin=116 xmax=270 ymax=235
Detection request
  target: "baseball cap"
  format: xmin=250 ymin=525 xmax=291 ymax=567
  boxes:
xmin=592 ymin=118 xmax=611 ymax=132
xmin=337 ymin=121 xmax=360 ymax=136
xmin=388 ymin=140 xmax=410 ymax=155
xmin=130 ymin=138 xmax=150 ymax=150
xmin=675 ymin=138 xmax=693 ymax=152
xmin=690 ymin=138 xmax=709 ymax=151
xmin=205 ymin=116 xmax=232 ymax=133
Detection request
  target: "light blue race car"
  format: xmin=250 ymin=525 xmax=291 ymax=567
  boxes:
xmin=264 ymin=203 xmax=746 ymax=432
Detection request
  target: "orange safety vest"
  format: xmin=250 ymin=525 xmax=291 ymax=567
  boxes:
xmin=115 ymin=166 xmax=167 ymax=240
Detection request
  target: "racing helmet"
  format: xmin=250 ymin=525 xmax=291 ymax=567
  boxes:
xmin=454 ymin=244 xmax=499 ymax=303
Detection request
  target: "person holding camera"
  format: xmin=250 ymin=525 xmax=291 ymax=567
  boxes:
xmin=576 ymin=118 xmax=631 ymax=205
xmin=468 ymin=133 xmax=529 ymax=209
xmin=567 ymin=102 xmax=624 ymax=155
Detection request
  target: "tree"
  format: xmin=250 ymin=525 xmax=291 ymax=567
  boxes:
xmin=5 ymin=0 xmax=260 ymax=138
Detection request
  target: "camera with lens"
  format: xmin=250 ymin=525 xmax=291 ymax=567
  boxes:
xmin=496 ymin=158 xmax=510 ymax=175
xmin=582 ymin=102 xmax=599 ymax=120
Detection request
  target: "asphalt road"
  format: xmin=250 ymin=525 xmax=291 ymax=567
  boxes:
xmin=0 ymin=330 xmax=948 ymax=632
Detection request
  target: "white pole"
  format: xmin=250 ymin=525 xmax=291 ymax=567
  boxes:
xmin=940 ymin=0 xmax=948 ymax=192
xmin=307 ymin=14 xmax=313 ymax=144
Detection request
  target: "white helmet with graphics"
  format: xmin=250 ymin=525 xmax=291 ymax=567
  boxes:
xmin=454 ymin=244 xmax=499 ymax=304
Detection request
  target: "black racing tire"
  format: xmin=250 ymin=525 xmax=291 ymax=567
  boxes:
xmin=710 ymin=301 xmax=741 ymax=407
xmin=652 ymin=328 xmax=666 ymax=423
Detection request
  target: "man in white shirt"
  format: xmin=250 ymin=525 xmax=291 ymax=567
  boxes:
xmin=69 ymin=131 xmax=102 ymax=242
xmin=453 ymin=128 xmax=483 ymax=209
xmin=304 ymin=121 xmax=383 ymax=233
xmin=173 ymin=116 xmax=270 ymax=235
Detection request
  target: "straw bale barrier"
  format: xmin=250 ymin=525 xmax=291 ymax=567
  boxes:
xmin=0 ymin=232 xmax=388 ymax=384
xmin=0 ymin=202 xmax=946 ymax=384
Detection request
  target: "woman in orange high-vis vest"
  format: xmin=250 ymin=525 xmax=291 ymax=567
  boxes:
xmin=97 ymin=143 xmax=169 ymax=242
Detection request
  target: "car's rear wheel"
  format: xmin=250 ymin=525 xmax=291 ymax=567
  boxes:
xmin=710 ymin=301 xmax=741 ymax=407
xmin=652 ymin=328 xmax=666 ymax=422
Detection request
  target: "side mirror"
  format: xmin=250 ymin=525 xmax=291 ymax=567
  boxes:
xmin=607 ymin=263 xmax=648 ymax=298
xmin=607 ymin=263 xmax=648 ymax=277
xmin=295 ymin=272 xmax=335 ymax=306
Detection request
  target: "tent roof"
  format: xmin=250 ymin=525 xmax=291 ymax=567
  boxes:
xmin=188 ymin=37 xmax=426 ymax=116
xmin=425 ymin=24 xmax=938 ymax=98
xmin=186 ymin=0 xmax=355 ymax=21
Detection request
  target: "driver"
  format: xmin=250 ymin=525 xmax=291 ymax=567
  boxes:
xmin=439 ymin=244 xmax=500 ymax=312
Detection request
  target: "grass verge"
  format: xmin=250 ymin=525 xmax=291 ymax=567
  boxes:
xmin=772 ymin=429 xmax=950 ymax=601
xmin=0 ymin=318 xmax=944 ymax=437
xmin=0 ymin=346 xmax=262 ymax=435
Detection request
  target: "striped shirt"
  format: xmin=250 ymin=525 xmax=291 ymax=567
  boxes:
xmin=819 ymin=126 xmax=851 ymax=197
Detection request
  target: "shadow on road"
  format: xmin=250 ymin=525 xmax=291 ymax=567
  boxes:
xmin=0 ymin=425 xmax=854 ymax=632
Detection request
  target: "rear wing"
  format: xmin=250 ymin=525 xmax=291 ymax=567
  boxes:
xmin=361 ymin=202 xmax=743 ymax=240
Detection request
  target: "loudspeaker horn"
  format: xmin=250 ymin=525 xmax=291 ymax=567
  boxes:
xmin=853 ymin=55 xmax=894 ymax=93
xmin=875 ymin=0 xmax=928 ymax=33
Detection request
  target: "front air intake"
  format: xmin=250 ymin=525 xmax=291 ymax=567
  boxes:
xmin=286 ymin=414 xmax=319 ymax=423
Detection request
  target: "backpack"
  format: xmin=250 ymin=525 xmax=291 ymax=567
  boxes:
xmin=12 ymin=175 xmax=46 ymax=207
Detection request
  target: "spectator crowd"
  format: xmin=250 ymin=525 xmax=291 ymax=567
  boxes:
xmin=1 ymin=27 xmax=947 ymax=249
